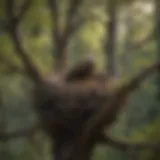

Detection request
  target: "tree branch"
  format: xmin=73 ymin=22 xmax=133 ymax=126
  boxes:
xmin=0 ymin=124 xmax=41 ymax=142
xmin=17 ymin=0 xmax=32 ymax=23
xmin=82 ymin=61 xmax=160 ymax=143
xmin=62 ymin=14 xmax=94 ymax=45
xmin=129 ymin=32 xmax=155 ymax=52
xmin=102 ymin=134 xmax=160 ymax=151
xmin=48 ymin=0 xmax=60 ymax=47
xmin=6 ymin=0 xmax=43 ymax=84
xmin=48 ymin=0 xmax=85 ymax=71
xmin=48 ymin=0 xmax=63 ymax=70
xmin=62 ymin=0 xmax=84 ymax=42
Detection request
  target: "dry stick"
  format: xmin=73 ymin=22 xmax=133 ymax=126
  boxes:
xmin=82 ymin=61 xmax=160 ymax=146
xmin=6 ymin=0 xmax=42 ymax=84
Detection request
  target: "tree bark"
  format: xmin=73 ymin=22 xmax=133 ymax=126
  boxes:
xmin=53 ymin=130 xmax=95 ymax=160
xmin=155 ymin=0 xmax=160 ymax=100
xmin=105 ymin=0 xmax=117 ymax=76
xmin=0 ymin=91 xmax=9 ymax=160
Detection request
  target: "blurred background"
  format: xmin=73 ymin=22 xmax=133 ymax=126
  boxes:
xmin=0 ymin=0 xmax=160 ymax=160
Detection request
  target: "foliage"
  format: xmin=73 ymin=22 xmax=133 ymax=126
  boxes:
xmin=0 ymin=0 xmax=159 ymax=160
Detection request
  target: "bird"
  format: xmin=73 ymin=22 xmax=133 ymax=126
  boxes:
xmin=65 ymin=54 xmax=96 ymax=82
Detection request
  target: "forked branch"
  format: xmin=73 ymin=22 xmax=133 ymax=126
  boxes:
xmin=48 ymin=0 xmax=85 ymax=70
xmin=6 ymin=0 xmax=42 ymax=84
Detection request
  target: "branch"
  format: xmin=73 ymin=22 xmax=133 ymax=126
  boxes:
xmin=61 ymin=14 xmax=94 ymax=45
xmin=102 ymin=134 xmax=160 ymax=151
xmin=82 ymin=61 xmax=160 ymax=142
xmin=121 ymin=32 xmax=155 ymax=66
xmin=6 ymin=0 xmax=43 ymax=84
xmin=17 ymin=0 xmax=32 ymax=23
xmin=0 ymin=124 xmax=41 ymax=142
xmin=62 ymin=0 xmax=84 ymax=41
xmin=48 ymin=0 xmax=61 ymax=52
xmin=129 ymin=32 xmax=155 ymax=52
xmin=48 ymin=0 xmax=84 ymax=70
xmin=67 ymin=0 xmax=83 ymax=21
xmin=118 ymin=61 xmax=160 ymax=95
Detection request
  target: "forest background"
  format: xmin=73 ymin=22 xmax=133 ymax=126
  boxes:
xmin=0 ymin=0 xmax=160 ymax=160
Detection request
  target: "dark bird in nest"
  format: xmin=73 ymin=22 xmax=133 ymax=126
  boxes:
xmin=65 ymin=55 xmax=96 ymax=82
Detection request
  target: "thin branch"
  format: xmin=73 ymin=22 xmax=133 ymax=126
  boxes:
xmin=67 ymin=0 xmax=82 ymax=21
xmin=118 ymin=61 xmax=160 ymax=95
xmin=48 ymin=0 xmax=64 ymax=70
xmin=61 ymin=14 xmax=95 ymax=45
xmin=6 ymin=0 xmax=43 ymax=84
xmin=102 ymin=134 xmax=160 ymax=151
xmin=48 ymin=0 xmax=61 ymax=50
xmin=17 ymin=0 xmax=32 ymax=23
xmin=0 ymin=124 xmax=41 ymax=142
xmin=129 ymin=32 xmax=155 ymax=52
xmin=1 ymin=66 xmax=24 ymax=75
xmin=82 ymin=61 xmax=160 ymax=143
xmin=62 ymin=0 xmax=84 ymax=41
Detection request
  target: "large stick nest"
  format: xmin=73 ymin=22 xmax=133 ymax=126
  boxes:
xmin=33 ymin=60 xmax=160 ymax=142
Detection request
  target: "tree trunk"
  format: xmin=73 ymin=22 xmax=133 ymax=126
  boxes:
xmin=0 ymin=91 xmax=9 ymax=160
xmin=120 ymin=3 xmax=133 ymax=76
xmin=105 ymin=0 xmax=117 ymax=76
xmin=155 ymin=0 xmax=160 ymax=100
xmin=52 ymin=129 xmax=95 ymax=160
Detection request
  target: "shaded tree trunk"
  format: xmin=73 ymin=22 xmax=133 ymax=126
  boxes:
xmin=52 ymin=128 xmax=96 ymax=160
xmin=155 ymin=0 xmax=160 ymax=100
xmin=0 ymin=91 xmax=9 ymax=160
xmin=105 ymin=0 xmax=117 ymax=76
xmin=120 ymin=4 xmax=133 ymax=76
